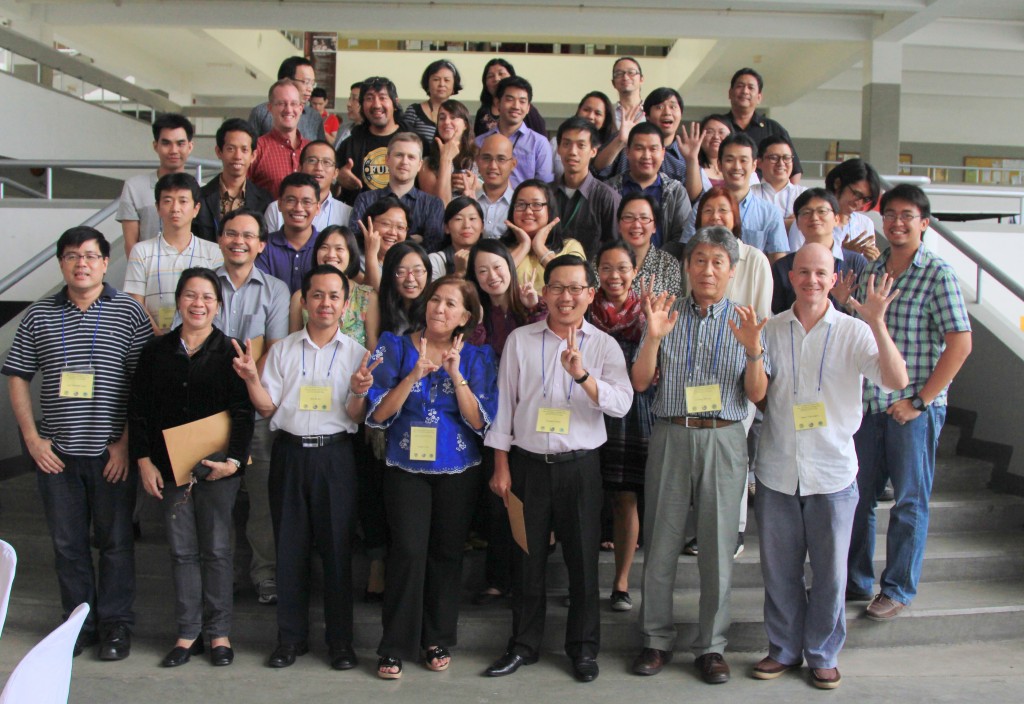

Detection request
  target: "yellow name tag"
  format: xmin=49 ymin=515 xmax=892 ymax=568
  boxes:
xmin=410 ymin=426 xmax=437 ymax=461
xmin=793 ymin=401 xmax=828 ymax=430
xmin=685 ymin=384 xmax=723 ymax=414
xmin=156 ymin=306 xmax=176 ymax=330
xmin=536 ymin=407 xmax=571 ymax=435
xmin=298 ymin=385 xmax=332 ymax=411
xmin=59 ymin=371 xmax=95 ymax=399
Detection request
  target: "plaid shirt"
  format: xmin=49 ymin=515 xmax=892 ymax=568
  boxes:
xmin=249 ymin=130 xmax=310 ymax=198
xmin=856 ymin=245 xmax=971 ymax=414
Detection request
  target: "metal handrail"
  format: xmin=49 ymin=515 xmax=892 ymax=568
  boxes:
xmin=0 ymin=177 xmax=47 ymax=199
xmin=0 ymin=158 xmax=222 ymax=199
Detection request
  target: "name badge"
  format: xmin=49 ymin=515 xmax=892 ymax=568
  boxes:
xmin=59 ymin=369 xmax=95 ymax=399
xmin=793 ymin=401 xmax=827 ymax=430
xmin=410 ymin=425 xmax=437 ymax=461
xmin=536 ymin=407 xmax=571 ymax=435
xmin=156 ymin=306 xmax=176 ymax=330
xmin=299 ymin=385 xmax=332 ymax=411
xmin=685 ymin=384 xmax=722 ymax=414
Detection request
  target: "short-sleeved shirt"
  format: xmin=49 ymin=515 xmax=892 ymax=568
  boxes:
xmin=115 ymin=172 xmax=161 ymax=243
xmin=857 ymin=245 xmax=971 ymax=413
xmin=751 ymin=181 xmax=807 ymax=219
xmin=475 ymin=124 xmax=554 ymax=189
xmin=254 ymin=228 xmax=318 ymax=295
xmin=212 ymin=265 xmax=290 ymax=343
xmin=122 ymin=234 xmax=224 ymax=327
xmin=335 ymin=127 xmax=397 ymax=204
xmin=2 ymin=284 xmax=153 ymax=456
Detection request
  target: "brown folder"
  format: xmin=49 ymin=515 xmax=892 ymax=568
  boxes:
xmin=507 ymin=490 xmax=529 ymax=555
xmin=248 ymin=335 xmax=265 ymax=362
xmin=161 ymin=411 xmax=231 ymax=486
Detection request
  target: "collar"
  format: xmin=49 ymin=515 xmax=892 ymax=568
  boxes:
xmin=558 ymin=171 xmax=596 ymax=199
xmin=685 ymin=295 xmax=729 ymax=319
xmin=264 ymin=128 xmax=303 ymax=150
xmin=159 ymin=232 xmax=195 ymax=253
xmin=216 ymin=264 xmax=266 ymax=290
xmin=624 ymin=172 xmax=662 ymax=192
xmin=54 ymin=283 xmax=117 ymax=307
xmin=300 ymin=324 xmax=345 ymax=351
xmin=479 ymin=184 xmax=514 ymax=205
xmin=730 ymin=110 xmax=767 ymax=129
xmin=269 ymin=227 xmax=318 ymax=252
xmin=529 ymin=317 xmax=599 ymax=339
xmin=384 ymin=185 xmax=419 ymax=202
xmin=876 ymin=243 xmax=927 ymax=271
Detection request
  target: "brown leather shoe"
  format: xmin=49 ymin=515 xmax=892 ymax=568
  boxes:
xmin=695 ymin=652 xmax=730 ymax=684
xmin=631 ymin=647 xmax=672 ymax=676
xmin=811 ymin=667 xmax=842 ymax=689
xmin=751 ymin=656 xmax=802 ymax=680
xmin=865 ymin=593 xmax=905 ymax=621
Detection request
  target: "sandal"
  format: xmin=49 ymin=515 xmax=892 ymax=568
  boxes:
xmin=377 ymin=655 xmax=402 ymax=679
xmin=423 ymin=645 xmax=451 ymax=672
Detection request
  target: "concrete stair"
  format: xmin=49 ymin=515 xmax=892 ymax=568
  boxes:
xmin=0 ymin=426 xmax=1022 ymax=655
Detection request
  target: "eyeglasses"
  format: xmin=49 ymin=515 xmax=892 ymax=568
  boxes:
xmin=700 ymin=207 xmax=733 ymax=219
xmin=598 ymin=265 xmax=635 ymax=276
xmin=762 ymin=154 xmax=793 ymax=164
xmin=222 ymin=230 xmax=260 ymax=241
xmin=271 ymin=100 xmax=303 ymax=110
xmin=797 ymin=207 xmax=834 ymax=219
xmin=295 ymin=78 xmax=316 ymax=88
xmin=478 ymin=154 xmax=513 ymax=165
xmin=375 ymin=219 xmax=408 ymax=233
xmin=620 ymin=213 xmax=654 ymax=224
xmin=545 ymin=284 xmax=590 ymax=296
xmin=513 ymin=201 xmax=548 ymax=212
xmin=302 ymin=156 xmax=336 ymax=169
xmin=844 ymin=186 xmax=872 ymax=204
xmin=283 ymin=196 xmax=317 ymax=209
xmin=612 ymin=69 xmax=641 ymax=80
xmin=180 ymin=291 xmax=218 ymax=304
xmin=394 ymin=266 xmax=427 ymax=279
xmin=60 ymin=252 xmax=105 ymax=264
xmin=881 ymin=212 xmax=923 ymax=223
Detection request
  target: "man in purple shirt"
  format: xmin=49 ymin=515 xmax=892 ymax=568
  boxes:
xmin=475 ymin=76 xmax=553 ymax=188
xmin=255 ymin=172 xmax=320 ymax=293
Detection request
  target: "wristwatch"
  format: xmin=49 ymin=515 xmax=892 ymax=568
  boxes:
xmin=574 ymin=370 xmax=590 ymax=385
xmin=909 ymin=394 xmax=927 ymax=411
xmin=226 ymin=458 xmax=242 ymax=470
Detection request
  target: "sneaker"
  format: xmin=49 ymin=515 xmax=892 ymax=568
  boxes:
xmin=257 ymin=578 xmax=278 ymax=605
xmin=865 ymin=593 xmax=905 ymax=621
xmin=682 ymin=538 xmax=698 ymax=556
xmin=610 ymin=591 xmax=633 ymax=612
xmin=733 ymin=534 xmax=745 ymax=558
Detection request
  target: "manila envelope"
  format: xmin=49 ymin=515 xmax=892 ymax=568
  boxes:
xmin=162 ymin=411 xmax=231 ymax=487
xmin=507 ymin=490 xmax=529 ymax=555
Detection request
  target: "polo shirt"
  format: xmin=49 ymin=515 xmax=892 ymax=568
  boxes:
xmin=115 ymin=172 xmax=161 ymax=243
xmin=254 ymin=228 xmax=318 ymax=294
xmin=122 ymin=234 xmax=224 ymax=326
xmin=475 ymin=124 xmax=554 ymax=189
xmin=726 ymin=110 xmax=803 ymax=177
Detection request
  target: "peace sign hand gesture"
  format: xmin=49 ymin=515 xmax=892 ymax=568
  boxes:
xmin=560 ymin=326 xmax=586 ymax=379
xmin=359 ymin=216 xmax=382 ymax=261
xmin=410 ymin=336 xmax=441 ymax=383
xmin=727 ymin=305 xmax=768 ymax=357
xmin=442 ymin=333 xmax=465 ymax=381
xmin=232 ymin=338 xmax=258 ymax=381
xmin=350 ymin=350 xmax=383 ymax=396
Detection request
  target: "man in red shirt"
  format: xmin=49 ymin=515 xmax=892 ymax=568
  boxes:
xmin=249 ymin=80 xmax=310 ymax=198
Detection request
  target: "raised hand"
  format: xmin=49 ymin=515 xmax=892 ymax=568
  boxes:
xmin=643 ymin=291 xmax=680 ymax=339
xmin=441 ymin=333 xmax=465 ymax=380
xmin=848 ymin=273 xmax=899 ymax=324
xmin=832 ymin=269 xmax=857 ymax=305
xmin=232 ymin=338 xmax=258 ymax=381
xmin=453 ymin=248 xmax=470 ymax=277
xmin=410 ymin=336 xmax=441 ymax=382
xmin=504 ymin=220 xmax=531 ymax=249
xmin=843 ymin=231 xmax=881 ymax=261
xmin=618 ymin=104 xmax=644 ymax=144
xmin=336 ymin=157 xmax=362 ymax=190
xmin=358 ymin=216 xmax=382 ymax=261
xmin=531 ymin=216 xmax=562 ymax=258
xmin=676 ymin=121 xmax=704 ymax=162
xmin=437 ymin=135 xmax=460 ymax=163
xmin=520 ymin=279 xmax=539 ymax=309
xmin=351 ymin=350 xmax=383 ymax=396
xmin=560 ymin=326 xmax=586 ymax=379
xmin=727 ymin=305 xmax=768 ymax=356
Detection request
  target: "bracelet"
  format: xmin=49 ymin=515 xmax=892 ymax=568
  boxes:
xmin=226 ymin=458 xmax=242 ymax=470
xmin=745 ymin=348 xmax=765 ymax=362
xmin=349 ymin=388 xmax=369 ymax=398
xmin=539 ymin=251 xmax=555 ymax=264
xmin=574 ymin=370 xmax=590 ymax=385
xmin=457 ymin=378 xmax=469 ymax=386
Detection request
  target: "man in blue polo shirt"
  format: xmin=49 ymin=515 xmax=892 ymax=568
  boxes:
xmin=255 ymin=172 xmax=321 ymax=293
xmin=4 ymin=227 xmax=152 ymax=660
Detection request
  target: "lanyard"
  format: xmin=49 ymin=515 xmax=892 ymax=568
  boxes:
xmin=685 ymin=300 xmax=729 ymax=382
xmin=541 ymin=328 xmax=587 ymax=403
xmin=301 ymin=338 xmax=341 ymax=378
xmin=789 ymin=320 xmax=832 ymax=395
xmin=61 ymin=300 xmax=103 ymax=368
xmin=560 ymin=190 xmax=584 ymax=230
xmin=156 ymin=236 xmax=197 ymax=297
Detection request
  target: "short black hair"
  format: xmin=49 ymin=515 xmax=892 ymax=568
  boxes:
xmin=626 ymin=121 xmax=663 ymax=148
xmin=730 ymin=67 xmax=764 ymax=92
xmin=301 ymin=263 xmax=350 ymax=302
xmin=312 ymin=225 xmax=361 ymax=280
xmin=155 ymin=172 xmax=201 ymax=204
xmin=215 ymin=118 xmax=258 ymax=151
xmin=278 ymin=172 xmax=321 ymax=201
xmin=543 ymin=254 xmax=598 ymax=288
xmin=311 ymin=87 xmax=328 ymax=100
xmin=496 ymin=76 xmax=533 ymax=103
xmin=300 ymin=140 xmax=336 ymax=163
xmin=152 ymin=113 xmax=194 ymax=142
xmin=174 ymin=267 xmax=223 ymax=306
xmin=56 ymin=226 xmax=109 ymax=260
xmin=718 ymin=132 xmax=758 ymax=160
xmin=880 ymin=183 xmax=931 ymax=220
xmin=596 ymin=240 xmax=636 ymax=268
xmin=643 ymin=87 xmax=684 ymax=117
xmin=793 ymin=188 xmax=840 ymax=217
xmin=420 ymin=59 xmax=462 ymax=96
xmin=556 ymin=116 xmax=600 ymax=149
xmin=218 ymin=208 xmax=268 ymax=243
xmin=277 ymin=56 xmax=313 ymax=80
xmin=757 ymin=134 xmax=794 ymax=156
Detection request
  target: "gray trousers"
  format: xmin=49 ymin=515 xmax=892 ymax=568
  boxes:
xmin=640 ymin=420 xmax=747 ymax=656
xmin=163 ymin=474 xmax=240 ymax=640
xmin=755 ymin=480 xmax=859 ymax=669
xmin=244 ymin=418 xmax=276 ymax=585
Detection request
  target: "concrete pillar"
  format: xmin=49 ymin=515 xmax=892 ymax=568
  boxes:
xmin=861 ymin=41 xmax=902 ymax=177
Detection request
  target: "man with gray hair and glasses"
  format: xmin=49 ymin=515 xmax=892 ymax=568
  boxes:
xmin=629 ymin=226 xmax=768 ymax=685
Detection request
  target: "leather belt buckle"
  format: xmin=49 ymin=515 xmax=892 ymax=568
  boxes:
xmin=301 ymin=435 xmax=324 ymax=448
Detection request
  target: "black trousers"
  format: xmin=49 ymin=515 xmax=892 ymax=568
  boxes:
xmin=481 ymin=449 xmax=513 ymax=592
xmin=378 ymin=464 xmax=480 ymax=660
xmin=269 ymin=436 xmax=356 ymax=649
xmin=508 ymin=448 xmax=602 ymax=659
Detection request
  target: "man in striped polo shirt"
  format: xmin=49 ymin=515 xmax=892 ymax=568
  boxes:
xmin=4 ymin=227 xmax=153 ymax=659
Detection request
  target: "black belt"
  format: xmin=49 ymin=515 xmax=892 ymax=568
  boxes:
xmin=279 ymin=431 xmax=350 ymax=448
xmin=513 ymin=447 xmax=595 ymax=465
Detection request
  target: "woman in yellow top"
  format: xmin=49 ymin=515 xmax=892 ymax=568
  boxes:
xmin=501 ymin=179 xmax=585 ymax=292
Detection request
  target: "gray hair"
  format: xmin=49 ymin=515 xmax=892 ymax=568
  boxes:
xmin=684 ymin=226 xmax=739 ymax=268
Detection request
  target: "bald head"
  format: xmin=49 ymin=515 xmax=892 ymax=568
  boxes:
xmin=477 ymin=133 xmax=517 ymax=191
xmin=789 ymin=243 xmax=837 ymax=306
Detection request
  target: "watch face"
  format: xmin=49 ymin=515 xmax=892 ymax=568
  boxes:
xmin=912 ymin=396 xmax=925 ymax=410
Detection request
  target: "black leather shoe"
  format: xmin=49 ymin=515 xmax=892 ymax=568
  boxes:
xmin=329 ymin=646 xmax=358 ymax=671
xmin=695 ymin=652 xmax=730 ymax=684
xmin=268 ymin=642 xmax=309 ymax=668
xmin=210 ymin=645 xmax=234 ymax=667
xmin=485 ymin=651 xmax=538 ymax=677
xmin=161 ymin=639 xmax=204 ymax=668
xmin=98 ymin=623 xmax=132 ymax=661
xmin=571 ymin=656 xmax=599 ymax=682
xmin=73 ymin=630 xmax=98 ymax=658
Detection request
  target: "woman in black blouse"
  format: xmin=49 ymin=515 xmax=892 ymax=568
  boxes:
xmin=129 ymin=267 xmax=254 ymax=668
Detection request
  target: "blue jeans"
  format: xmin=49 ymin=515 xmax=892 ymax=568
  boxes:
xmin=847 ymin=405 xmax=946 ymax=604
xmin=37 ymin=451 xmax=136 ymax=633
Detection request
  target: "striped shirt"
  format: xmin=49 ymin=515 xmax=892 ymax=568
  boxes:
xmin=122 ymin=234 xmax=223 ymax=328
xmin=2 ymin=284 xmax=153 ymax=456
xmin=643 ymin=296 xmax=766 ymax=420
xmin=857 ymin=245 xmax=971 ymax=414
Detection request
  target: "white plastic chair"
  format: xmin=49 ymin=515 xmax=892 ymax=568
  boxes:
xmin=0 ymin=602 xmax=89 ymax=704
xmin=0 ymin=541 xmax=16 ymax=639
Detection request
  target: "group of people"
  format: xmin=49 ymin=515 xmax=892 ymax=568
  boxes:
xmin=3 ymin=52 xmax=972 ymax=692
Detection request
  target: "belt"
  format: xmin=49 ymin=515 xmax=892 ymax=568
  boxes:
xmin=668 ymin=416 xmax=737 ymax=429
xmin=279 ymin=431 xmax=350 ymax=448
xmin=513 ymin=447 xmax=595 ymax=465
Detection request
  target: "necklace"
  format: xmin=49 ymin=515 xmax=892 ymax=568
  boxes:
xmin=180 ymin=337 xmax=206 ymax=357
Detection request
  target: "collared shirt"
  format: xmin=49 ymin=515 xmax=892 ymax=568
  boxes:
xmin=607 ymin=172 xmax=692 ymax=247
xmin=553 ymin=172 xmax=621 ymax=259
xmin=213 ymin=265 xmax=290 ymax=343
xmin=475 ymin=123 xmax=554 ymax=189
xmin=254 ymin=228 xmax=318 ymax=294
xmin=751 ymin=180 xmax=807 ymax=218
xmin=260 ymin=326 xmax=368 ymax=435
xmin=682 ymin=189 xmax=789 ymax=255
xmin=643 ymin=296 xmax=762 ymax=421
xmin=115 ymin=171 xmax=160 ymax=243
xmin=2 ymin=284 xmax=153 ymax=456
xmin=857 ymin=245 xmax=971 ymax=413
xmin=788 ymin=211 xmax=872 ymax=259
xmin=122 ymin=234 xmax=224 ymax=325
xmin=350 ymin=186 xmax=445 ymax=252
xmin=485 ymin=319 xmax=633 ymax=454
xmin=248 ymin=102 xmax=326 ymax=143
xmin=771 ymin=248 xmax=867 ymax=315
xmin=478 ymin=185 xmax=514 ymax=239
xmin=727 ymin=110 xmax=803 ymax=177
xmin=264 ymin=194 xmax=352 ymax=234
xmin=758 ymin=306 xmax=888 ymax=495
xmin=249 ymin=130 xmax=311 ymax=197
